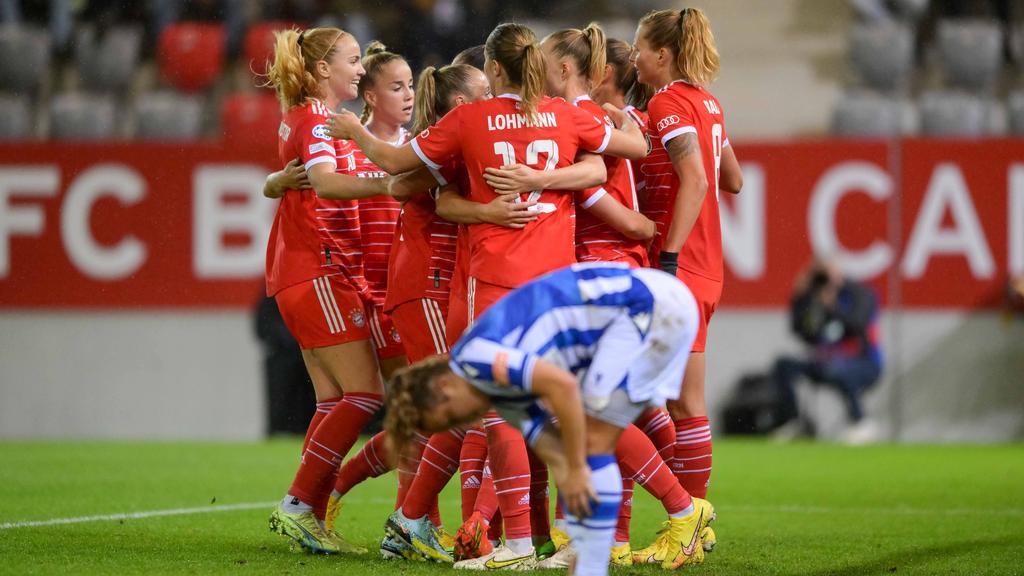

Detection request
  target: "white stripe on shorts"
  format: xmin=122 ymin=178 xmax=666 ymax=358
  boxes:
xmin=312 ymin=277 xmax=340 ymax=334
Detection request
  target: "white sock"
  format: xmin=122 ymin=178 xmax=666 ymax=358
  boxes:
xmin=566 ymin=455 xmax=621 ymax=576
xmin=281 ymin=494 xmax=312 ymax=514
xmin=506 ymin=537 xmax=533 ymax=555
xmin=669 ymin=503 xmax=694 ymax=519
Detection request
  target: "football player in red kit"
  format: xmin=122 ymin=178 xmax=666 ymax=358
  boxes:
xmin=263 ymin=27 xmax=392 ymax=555
xmin=629 ymin=7 xmax=743 ymax=566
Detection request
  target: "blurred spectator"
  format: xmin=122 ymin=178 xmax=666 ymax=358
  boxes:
xmin=254 ymin=294 xmax=315 ymax=436
xmin=772 ymin=259 xmax=884 ymax=444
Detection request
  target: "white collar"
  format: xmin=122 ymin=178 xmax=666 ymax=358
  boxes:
xmin=497 ymin=93 xmax=522 ymax=101
xmin=571 ymin=94 xmax=592 ymax=105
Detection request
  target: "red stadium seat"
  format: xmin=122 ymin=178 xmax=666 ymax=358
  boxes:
xmin=158 ymin=22 xmax=226 ymax=93
xmin=221 ymin=91 xmax=281 ymax=142
xmin=243 ymin=21 xmax=302 ymax=77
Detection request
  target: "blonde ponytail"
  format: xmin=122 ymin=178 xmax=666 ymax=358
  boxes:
xmin=639 ymin=8 xmax=720 ymax=87
xmin=545 ymin=22 xmax=607 ymax=90
xmin=519 ymin=41 xmax=546 ymax=120
xmin=413 ymin=66 xmax=439 ymax=134
xmin=486 ymin=23 xmax=546 ymax=121
xmin=413 ymin=64 xmax=480 ymax=134
xmin=582 ymin=23 xmax=607 ymax=87
xmin=265 ymin=27 xmax=346 ymax=112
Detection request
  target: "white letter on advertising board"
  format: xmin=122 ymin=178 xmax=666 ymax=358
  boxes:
xmin=1010 ymin=164 xmax=1024 ymax=277
xmin=61 ymin=164 xmax=147 ymax=280
xmin=0 ymin=167 xmax=59 ymax=278
xmin=719 ymin=163 xmax=764 ymax=279
xmin=902 ymin=164 xmax=994 ymax=279
xmin=193 ymin=165 xmax=275 ymax=278
xmin=808 ymin=161 xmax=893 ymax=280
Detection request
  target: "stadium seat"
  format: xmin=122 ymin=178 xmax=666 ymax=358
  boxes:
xmin=1009 ymin=91 xmax=1024 ymax=136
xmin=831 ymin=91 xmax=906 ymax=138
xmin=220 ymin=91 xmax=281 ymax=142
xmin=0 ymin=26 xmax=51 ymax=94
xmin=134 ymin=92 xmax=204 ymax=140
xmin=157 ymin=22 xmax=226 ymax=93
xmin=849 ymin=22 xmax=914 ymax=93
xmin=918 ymin=91 xmax=991 ymax=137
xmin=50 ymin=93 xmax=116 ymax=140
xmin=0 ymin=95 xmax=32 ymax=139
xmin=76 ymin=25 xmax=142 ymax=92
xmin=936 ymin=19 xmax=1003 ymax=92
xmin=243 ymin=21 xmax=300 ymax=78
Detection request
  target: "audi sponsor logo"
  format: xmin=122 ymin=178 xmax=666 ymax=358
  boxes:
xmin=656 ymin=115 xmax=680 ymax=132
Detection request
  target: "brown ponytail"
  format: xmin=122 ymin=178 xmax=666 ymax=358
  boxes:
xmin=265 ymin=27 xmax=347 ymax=112
xmin=485 ymin=23 xmax=546 ymax=120
xmin=413 ymin=64 xmax=480 ymax=134
xmin=545 ymin=22 xmax=607 ymax=89
xmin=358 ymin=40 xmax=407 ymax=124
xmin=639 ymin=7 xmax=720 ymax=87
xmin=607 ymin=37 xmax=652 ymax=110
xmin=383 ymin=356 xmax=452 ymax=459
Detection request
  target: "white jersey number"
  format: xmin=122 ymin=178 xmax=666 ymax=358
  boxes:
xmin=493 ymin=139 xmax=559 ymax=204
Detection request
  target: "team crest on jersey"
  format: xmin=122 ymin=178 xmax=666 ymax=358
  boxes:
xmin=656 ymin=115 xmax=680 ymax=132
xmin=278 ymin=122 xmax=291 ymax=141
xmin=391 ymin=327 xmax=402 ymax=343
xmin=312 ymin=123 xmax=330 ymax=140
xmin=350 ymin=309 xmax=366 ymax=328
xmin=418 ymin=128 xmax=430 ymax=139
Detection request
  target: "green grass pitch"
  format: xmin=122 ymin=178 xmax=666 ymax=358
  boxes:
xmin=1 ymin=439 xmax=1022 ymax=575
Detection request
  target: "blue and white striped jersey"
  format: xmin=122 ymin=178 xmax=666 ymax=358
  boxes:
xmin=449 ymin=263 xmax=675 ymax=439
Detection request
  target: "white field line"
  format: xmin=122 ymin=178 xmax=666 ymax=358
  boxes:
xmin=3 ymin=499 xmax=1022 ymax=531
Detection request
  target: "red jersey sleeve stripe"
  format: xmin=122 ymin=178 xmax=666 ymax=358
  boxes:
xmin=410 ymin=138 xmax=443 ymax=170
xmin=661 ymin=125 xmax=697 ymax=148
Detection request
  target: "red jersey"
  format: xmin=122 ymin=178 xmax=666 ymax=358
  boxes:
xmin=267 ymin=99 xmax=349 ymax=295
xmin=352 ymin=127 xmax=407 ymax=306
xmin=411 ymin=94 xmax=612 ymax=288
xmin=643 ymin=80 xmax=728 ymax=281
xmin=572 ymin=96 xmax=648 ymax=268
xmin=383 ymin=160 xmax=462 ymax=312
xmin=623 ymin=105 xmax=649 ymax=197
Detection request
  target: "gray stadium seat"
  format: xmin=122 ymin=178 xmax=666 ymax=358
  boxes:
xmin=1009 ymin=92 xmax=1024 ymax=136
xmin=849 ymin=23 xmax=914 ymax=93
xmin=831 ymin=91 xmax=905 ymax=137
xmin=50 ymin=93 xmax=116 ymax=140
xmin=919 ymin=91 xmax=990 ymax=137
xmin=133 ymin=92 xmax=203 ymax=140
xmin=75 ymin=25 xmax=142 ymax=92
xmin=937 ymin=19 xmax=1003 ymax=92
xmin=0 ymin=26 xmax=51 ymax=94
xmin=0 ymin=95 xmax=32 ymax=139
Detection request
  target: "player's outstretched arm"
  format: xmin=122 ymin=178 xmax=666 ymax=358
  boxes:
xmin=307 ymin=162 xmax=389 ymax=200
xmin=601 ymin=103 xmax=649 ymax=160
xmin=326 ymin=110 xmax=422 ymax=175
xmin=388 ymin=167 xmax=438 ymax=203
xmin=483 ymin=153 xmax=607 ymax=194
xmin=529 ymin=359 xmax=595 ymax=518
xmin=435 ymin=186 xmax=539 ymax=229
xmin=720 ymin=144 xmax=743 ymax=194
xmin=586 ymin=194 xmax=657 ymax=241
xmin=263 ymin=158 xmax=310 ymax=198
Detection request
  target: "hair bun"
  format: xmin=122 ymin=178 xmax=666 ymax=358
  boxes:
xmin=365 ymin=40 xmax=388 ymax=56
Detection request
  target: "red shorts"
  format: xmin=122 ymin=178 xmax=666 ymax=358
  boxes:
xmin=391 ymin=298 xmax=450 ymax=362
xmin=467 ymin=276 xmax=513 ymax=321
xmin=677 ymin=268 xmax=722 ymax=353
xmin=368 ymin=305 xmax=406 ymax=360
xmin=275 ymin=275 xmax=371 ymax=350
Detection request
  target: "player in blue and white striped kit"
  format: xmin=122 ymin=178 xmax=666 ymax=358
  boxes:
xmin=384 ymin=263 xmax=714 ymax=576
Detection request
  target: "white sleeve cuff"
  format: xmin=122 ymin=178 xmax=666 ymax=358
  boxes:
xmin=660 ymin=125 xmax=697 ymax=148
xmin=592 ymin=124 xmax=612 ymax=154
xmin=580 ymin=187 xmax=607 ymax=209
xmin=411 ymin=138 xmax=443 ymax=170
xmin=428 ymin=166 xmax=448 ymax=187
xmin=723 ymin=138 xmax=731 ymax=148
xmin=304 ymin=156 xmax=337 ymax=171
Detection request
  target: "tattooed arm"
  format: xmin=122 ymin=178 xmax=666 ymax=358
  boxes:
xmin=659 ymin=132 xmax=707 ymax=274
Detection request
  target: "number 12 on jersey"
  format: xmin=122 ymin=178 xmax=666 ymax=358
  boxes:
xmin=493 ymin=140 xmax=559 ymax=203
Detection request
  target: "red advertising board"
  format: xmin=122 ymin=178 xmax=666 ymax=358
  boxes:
xmin=0 ymin=140 xmax=1020 ymax=309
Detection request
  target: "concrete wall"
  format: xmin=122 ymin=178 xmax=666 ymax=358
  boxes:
xmin=2 ymin=309 xmax=1020 ymax=441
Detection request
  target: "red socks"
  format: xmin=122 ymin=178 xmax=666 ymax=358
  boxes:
xmin=616 ymin=424 xmax=691 ymax=514
xmin=636 ymin=408 xmax=676 ymax=463
xmin=302 ymin=397 xmax=340 ymax=454
xmin=459 ymin=427 xmax=488 ymax=522
xmin=615 ymin=478 xmax=635 ymax=543
xmin=673 ymin=416 xmax=712 ymax=499
xmin=527 ymin=448 xmax=550 ymax=541
xmin=288 ymin=392 xmax=383 ymax=506
xmin=333 ymin=430 xmax=391 ymax=499
xmin=402 ymin=429 xmax=465 ymax=520
xmin=484 ymin=414 xmax=532 ymax=541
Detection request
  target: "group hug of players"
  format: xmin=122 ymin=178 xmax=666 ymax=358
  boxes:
xmin=261 ymin=6 xmax=743 ymax=576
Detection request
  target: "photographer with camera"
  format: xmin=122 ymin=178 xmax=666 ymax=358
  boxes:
xmin=772 ymin=259 xmax=883 ymax=444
